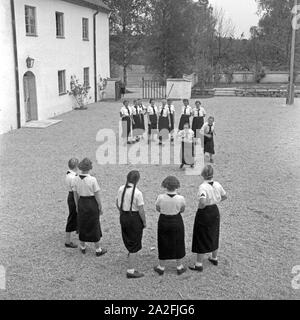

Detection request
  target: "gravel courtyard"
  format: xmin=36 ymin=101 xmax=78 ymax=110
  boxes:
xmin=0 ymin=97 xmax=299 ymax=300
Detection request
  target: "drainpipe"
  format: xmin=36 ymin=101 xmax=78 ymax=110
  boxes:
xmin=10 ymin=0 xmax=21 ymax=128
xmin=93 ymin=9 xmax=100 ymax=102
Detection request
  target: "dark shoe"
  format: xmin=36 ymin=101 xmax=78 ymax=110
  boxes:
xmin=190 ymin=164 xmax=194 ymax=168
xmin=208 ymin=257 xmax=218 ymax=266
xmin=127 ymin=271 xmax=144 ymax=279
xmin=189 ymin=265 xmax=203 ymax=272
xmin=154 ymin=266 xmax=164 ymax=276
xmin=177 ymin=267 xmax=187 ymax=275
xmin=80 ymin=247 xmax=86 ymax=254
xmin=180 ymin=164 xmax=184 ymax=169
xmin=65 ymin=242 xmax=78 ymax=248
xmin=96 ymin=248 xmax=107 ymax=257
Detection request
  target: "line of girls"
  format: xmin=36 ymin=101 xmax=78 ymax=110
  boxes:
xmin=64 ymin=157 xmax=227 ymax=279
xmin=120 ymin=98 xmax=215 ymax=165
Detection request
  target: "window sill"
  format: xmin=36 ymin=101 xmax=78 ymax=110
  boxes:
xmin=59 ymin=92 xmax=67 ymax=96
xmin=56 ymin=36 xmax=65 ymax=39
xmin=26 ymin=34 xmax=38 ymax=37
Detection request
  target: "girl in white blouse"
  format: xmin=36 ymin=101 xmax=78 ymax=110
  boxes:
xmin=178 ymin=99 xmax=192 ymax=130
xmin=192 ymin=100 xmax=206 ymax=139
xmin=154 ymin=176 xmax=187 ymax=276
xmin=189 ymin=165 xmax=227 ymax=272
xmin=120 ymin=100 xmax=133 ymax=145
xmin=147 ymin=99 xmax=158 ymax=143
xmin=73 ymin=158 xmax=107 ymax=256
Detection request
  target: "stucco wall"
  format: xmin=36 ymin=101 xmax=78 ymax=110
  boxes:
xmin=0 ymin=0 xmax=110 ymax=134
xmin=0 ymin=0 xmax=18 ymax=134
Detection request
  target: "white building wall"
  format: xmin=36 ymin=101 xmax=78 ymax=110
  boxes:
xmin=0 ymin=0 xmax=110 ymax=134
xmin=0 ymin=0 xmax=18 ymax=134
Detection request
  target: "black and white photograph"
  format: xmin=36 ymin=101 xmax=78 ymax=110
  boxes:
xmin=0 ymin=0 xmax=299 ymax=306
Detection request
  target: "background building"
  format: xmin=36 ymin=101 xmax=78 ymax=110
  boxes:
xmin=0 ymin=0 xmax=110 ymax=134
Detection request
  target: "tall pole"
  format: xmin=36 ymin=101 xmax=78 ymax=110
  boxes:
xmin=287 ymin=0 xmax=298 ymax=105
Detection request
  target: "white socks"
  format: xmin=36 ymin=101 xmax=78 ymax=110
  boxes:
xmin=96 ymin=248 xmax=102 ymax=253
xmin=157 ymin=265 xmax=165 ymax=271
xmin=196 ymin=262 xmax=203 ymax=267
xmin=177 ymin=264 xmax=184 ymax=270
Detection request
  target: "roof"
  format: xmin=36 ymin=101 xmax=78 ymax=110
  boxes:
xmin=61 ymin=0 xmax=110 ymax=13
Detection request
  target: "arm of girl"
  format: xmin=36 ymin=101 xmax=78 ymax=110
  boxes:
xmin=94 ymin=191 xmax=103 ymax=215
xmin=138 ymin=205 xmax=146 ymax=228
xmin=73 ymin=191 xmax=79 ymax=212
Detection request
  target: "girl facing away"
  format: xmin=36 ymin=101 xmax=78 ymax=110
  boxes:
xmin=116 ymin=170 xmax=147 ymax=279
xmin=154 ymin=176 xmax=187 ymax=276
xmin=189 ymin=165 xmax=227 ymax=272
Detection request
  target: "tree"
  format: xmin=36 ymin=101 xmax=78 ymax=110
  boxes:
xmin=255 ymin=0 xmax=295 ymax=69
xmin=103 ymin=0 xmax=153 ymax=86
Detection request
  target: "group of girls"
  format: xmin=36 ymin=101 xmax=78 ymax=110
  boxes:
xmin=120 ymin=98 xmax=216 ymax=165
xmin=64 ymin=157 xmax=227 ymax=279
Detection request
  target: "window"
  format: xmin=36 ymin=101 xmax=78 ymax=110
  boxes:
xmin=25 ymin=6 xmax=37 ymax=36
xmin=58 ymin=70 xmax=66 ymax=95
xmin=56 ymin=12 xmax=64 ymax=37
xmin=83 ymin=68 xmax=90 ymax=88
xmin=82 ymin=18 xmax=89 ymax=40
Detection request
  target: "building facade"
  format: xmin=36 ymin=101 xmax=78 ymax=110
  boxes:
xmin=0 ymin=0 xmax=110 ymax=134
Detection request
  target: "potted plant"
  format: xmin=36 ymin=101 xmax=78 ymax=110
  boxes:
xmin=69 ymin=75 xmax=91 ymax=109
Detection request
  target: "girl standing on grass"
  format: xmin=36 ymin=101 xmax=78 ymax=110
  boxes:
xmin=65 ymin=158 xmax=79 ymax=248
xmin=178 ymin=99 xmax=192 ymax=131
xmin=117 ymin=170 xmax=146 ymax=279
xmin=120 ymin=100 xmax=133 ymax=145
xmin=73 ymin=158 xmax=107 ymax=256
xmin=192 ymin=100 xmax=206 ymax=140
xmin=189 ymin=165 xmax=227 ymax=272
xmin=154 ymin=176 xmax=187 ymax=276
xmin=147 ymin=99 xmax=158 ymax=143
xmin=202 ymin=116 xmax=215 ymax=163
xmin=158 ymin=99 xmax=171 ymax=145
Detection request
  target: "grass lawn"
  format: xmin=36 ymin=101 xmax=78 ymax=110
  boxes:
xmin=0 ymin=97 xmax=299 ymax=300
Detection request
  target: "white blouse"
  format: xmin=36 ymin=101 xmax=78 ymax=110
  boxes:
xmin=120 ymin=105 xmax=132 ymax=117
xmin=147 ymin=105 xmax=158 ymax=115
xmin=72 ymin=174 xmax=100 ymax=197
xmin=167 ymin=104 xmax=175 ymax=114
xmin=192 ymin=107 xmax=206 ymax=117
xmin=178 ymin=128 xmax=194 ymax=142
xmin=198 ymin=181 xmax=226 ymax=206
xmin=159 ymin=106 xmax=170 ymax=117
xmin=132 ymin=105 xmax=143 ymax=115
xmin=65 ymin=170 xmax=77 ymax=192
xmin=201 ymin=122 xmax=215 ymax=134
xmin=181 ymin=105 xmax=192 ymax=116
xmin=117 ymin=183 xmax=144 ymax=212
xmin=155 ymin=193 xmax=186 ymax=215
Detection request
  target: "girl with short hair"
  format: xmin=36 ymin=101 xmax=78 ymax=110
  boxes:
xmin=154 ymin=176 xmax=187 ymax=276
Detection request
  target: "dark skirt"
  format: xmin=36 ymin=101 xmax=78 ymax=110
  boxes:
xmin=158 ymin=213 xmax=185 ymax=260
xmin=169 ymin=114 xmax=175 ymax=132
xmin=192 ymin=117 xmax=204 ymax=138
xmin=180 ymin=141 xmax=195 ymax=165
xmin=148 ymin=114 xmax=158 ymax=134
xmin=78 ymin=196 xmax=102 ymax=242
xmin=122 ymin=116 xmax=131 ymax=138
xmin=204 ymin=136 xmax=215 ymax=154
xmin=141 ymin=114 xmax=145 ymax=130
xmin=66 ymin=192 xmax=77 ymax=232
xmin=158 ymin=116 xmax=169 ymax=140
xmin=178 ymin=114 xmax=190 ymax=130
xmin=120 ymin=211 xmax=144 ymax=253
xmin=192 ymin=205 xmax=220 ymax=254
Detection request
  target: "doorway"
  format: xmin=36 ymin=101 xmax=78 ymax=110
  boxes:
xmin=23 ymin=71 xmax=38 ymax=122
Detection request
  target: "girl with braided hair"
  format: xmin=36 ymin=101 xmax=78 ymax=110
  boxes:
xmin=116 ymin=170 xmax=146 ymax=279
